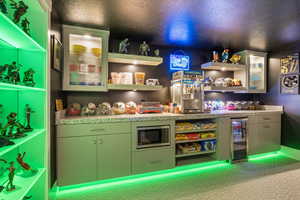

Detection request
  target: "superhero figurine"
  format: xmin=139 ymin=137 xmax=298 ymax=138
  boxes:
xmin=24 ymin=104 xmax=34 ymax=131
xmin=1 ymin=112 xmax=25 ymax=138
xmin=221 ymin=49 xmax=230 ymax=63
xmin=6 ymin=161 xmax=16 ymax=191
xmin=10 ymin=0 xmax=28 ymax=24
xmin=23 ymin=68 xmax=35 ymax=87
xmin=139 ymin=41 xmax=150 ymax=56
xmin=0 ymin=0 xmax=7 ymax=14
xmin=118 ymin=38 xmax=130 ymax=54
xmin=21 ymin=17 xmax=30 ymax=35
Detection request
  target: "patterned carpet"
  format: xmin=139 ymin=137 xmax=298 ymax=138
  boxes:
xmin=56 ymin=154 xmax=300 ymax=200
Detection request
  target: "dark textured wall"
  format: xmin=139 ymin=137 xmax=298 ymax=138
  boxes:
xmin=259 ymin=52 xmax=300 ymax=149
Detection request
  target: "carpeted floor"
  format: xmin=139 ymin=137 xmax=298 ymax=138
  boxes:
xmin=56 ymin=153 xmax=300 ymax=200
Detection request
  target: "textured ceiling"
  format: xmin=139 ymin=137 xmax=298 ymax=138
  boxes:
xmin=53 ymin=0 xmax=300 ymax=51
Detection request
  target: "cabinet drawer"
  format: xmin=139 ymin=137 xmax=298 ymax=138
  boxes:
xmin=255 ymin=113 xmax=281 ymax=124
xmin=57 ymin=122 xmax=131 ymax=138
xmin=132 ymin=148 xmax=175 ymax=174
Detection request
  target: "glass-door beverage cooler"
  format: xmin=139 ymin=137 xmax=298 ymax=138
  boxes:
xmin=231 ymin=118 xmax=248 ymax=162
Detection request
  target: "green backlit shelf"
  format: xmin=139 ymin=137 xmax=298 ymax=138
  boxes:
xmin=0 ymin=168 xmax=46 ymax=200
xmin=176 ymin=129 xmax=217 ymax=134
xmin=176 ymin=150 xmax=216 ymax=158
xmin=0 ymin=82 xmax=46 ymax=92
xmin=0 ymin=12 xmax=45 ymax=51
xmin=176 ymin=137 xmax=217 ymax=144
xmin=0 ymin=129 xmax=45 ymax=157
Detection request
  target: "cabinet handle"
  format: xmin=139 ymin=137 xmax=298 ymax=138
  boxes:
xmin=90 ymin=128 xmax=105 ymax=132
xmin=263 ymin=125 xmax=270 ymax=128
xmin=98 ymin=139 xmax=103 ymax=144
xmin=263 ymin=117 xmax=271 ymax=120
xmin=150 ymin=160 xmax=162 ymax=164
xmin=93 ymin=140 xmax=97 ymax=144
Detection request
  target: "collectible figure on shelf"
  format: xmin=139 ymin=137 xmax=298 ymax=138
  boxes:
xmin=230 ymin=54 xmax=241 ymax=64
xmin=21 ymin=17 xmax=30 ymax=35
xmin=17 ymin=152 xmax=37 ymax=177
xmin=23 ymin=68 xmax=35 ymax=87
xmin=6 ymin=161 xmax=16 ymax=191
xmin=0 ymin=0 xmax=7 ymax=14
xmin=0 ymin=104 xmax=3 ymax=129
xmin=6 ymin=62 xmax=21 ymax=84
xmin=0 ymin=159 xmax=7 ymax=177
xmin=0 ymin=138 xmax=14 ymax=148
xmin=118 ymin=38 xmax=130 ymax=54
xmin=212 ymin=51 xmax=219 ymax=62
xmin=10 ymin=0 xmax=28 ymax=23
xmin=154 ymin=49 xmax=160 ymax=57
xmin=139 ymin=41 xmax=150 ymax=56
xmin=0 ymin=64 xmax=7 ymax=81
xmin=24 ymin=104 xmax=34 ymax=132
xmin=1 ymin=112 xmax=25 ymax=138
xmin=221 ymin=49 xmax=229 ymax=63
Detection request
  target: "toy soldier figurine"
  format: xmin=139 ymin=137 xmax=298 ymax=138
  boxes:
xmin=139 ymin=41 xmax=150 ymax=56
xmin=221 ymin=49 xmax=230 ymax=63
xmin=0 ymin=0 xmax=7 ymax=14
xmin=10 ymin=0 xmax=28 ymax=23
xmin=24 ymin=104 xmax=34 ymax=131
xmin=23 ymin=68 xmax=35 ymax=87
xmin=118 ymin=38 xmax=130 ymax=54
xmin=6 ymin=161 xmax=16 ymax=191
xmin=1 ymin=112 xmax=25 ymax=138
xmin=21 ymin=17 xmax=30 ymax=35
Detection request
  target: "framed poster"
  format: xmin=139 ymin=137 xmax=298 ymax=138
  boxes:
xmin=280 ymin=74 xmax=299 ymax=95
xmin=51 ymin=35 xmax=63 ymax=71
xmin=280 ymin=53 xmax=299 ymax=74
xmin=62 ymin=25 xmax=109 ymax=91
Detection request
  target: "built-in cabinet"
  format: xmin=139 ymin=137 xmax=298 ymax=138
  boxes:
xmin=57 ymin=123 xmax=131 ymax=186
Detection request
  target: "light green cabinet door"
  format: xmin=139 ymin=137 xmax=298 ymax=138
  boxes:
xmin=216 ymin=118 xmax=231 ymax=160
xmin=97 ymin=134 xmax=131 ymax=180
xmin=57 ymin=136 xmax=97 ymax=186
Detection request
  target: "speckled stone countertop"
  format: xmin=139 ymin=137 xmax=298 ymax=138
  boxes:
xmin=56 ymin=105 xmax=283 ymax=125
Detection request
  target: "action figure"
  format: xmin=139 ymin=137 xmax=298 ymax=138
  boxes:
xmin=154 ymin=49 xmax=160 ymax=57
xmin=10 ymin=0 xmax=28 ymax=23
xmin=24 ymin=104 xmax=34 ymax=131
xmin=230 ymin=54 xmax=241 ymax=64
xmin=139 ymin=41 xmax=150 ymax=56
xmin=21 ymin=17 xmax=30 ymax=35
xmin=23 ymin=68 xmax=35 ymax=87
xmin=0 ymin=0 xmax=7 ymax=14
xmin=1 ymin=112 xmax=25 ymax=138
xmin=212 ymin=51 xmax=219 ymax=62
xmin=118 ymin=38 xmax=130 ymax=54
xmin=0 ymin=64 xmax=7 ymax=81
xmin=6 ymin=161 xmax=16 ymax=191
xmin=0 ymin=104 xmax=3 ymax=129
xmin=221 ymin=49 xmax=229 ymax=63
xmin=16 ymin=152 xmax=31 ymax=170
xmin=6 ymin=62 xmax=21 ymax=84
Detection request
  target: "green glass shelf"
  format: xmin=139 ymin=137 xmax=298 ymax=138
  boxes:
xmin=0 ymin=129 xmax=45 ymax=157
xmin=0 ymin=12 xmax=45 ymax=51
xmin=0 ymin=168 xmax=46 ymax=200
xmin=0 ymin=82 xmax=46 ymax=92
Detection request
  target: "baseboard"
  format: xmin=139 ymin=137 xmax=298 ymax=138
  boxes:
xmin=49 ymin=182 xmax=58 ymax=200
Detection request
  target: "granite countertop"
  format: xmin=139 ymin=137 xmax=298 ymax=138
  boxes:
xmin=56 ymin=105 xmax=283 ymax=125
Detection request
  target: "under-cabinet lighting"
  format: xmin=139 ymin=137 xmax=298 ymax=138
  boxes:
xmin=133 ymin=60 xmax=138 ymax=65
xmin=248 ymin=151 xmax=282 ymax=161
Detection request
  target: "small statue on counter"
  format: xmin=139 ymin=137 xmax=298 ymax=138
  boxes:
xmin=212 ymin=51 xmax=219 ymax=62
xmin=10 ymin=0 xmax=28 ymax=23
xmin=230 ymin=54 xmax=241 ymax=64
xmin=154 ymin=49 xmax=160 ymax=57
xmin=24 ymin=104 xmax=34 ymax=132
xmin=21 ymin=17 xmax=30 ymax=35
xmin=1 ymin=112 xmax=25 ymax=138
xmin=118 ymin=38 xmax=130 ymax=54
xmin=139 ymin=41 xmax=150 ymax=56
xmin=23 ymin=68 xmax=35 ymax=87
xmin=6 ymin=161 xmax=16 ymax=191
xmin=221 ymin=49 xmax=229 ymax=63
xmin=0 ymin=0 xmax=7 ymax=14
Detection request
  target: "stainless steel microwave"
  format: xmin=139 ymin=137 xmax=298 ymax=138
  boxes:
xmin=136 ymin=125 xmax=171 ymax=149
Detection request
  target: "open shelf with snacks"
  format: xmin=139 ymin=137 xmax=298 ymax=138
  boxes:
xmin=175 ymin=118 xmax=218 ymax=165
xmin=108 ymin=52 xmax=163 ymax=66
xmin=0 ymin=0 xmax=48 ymax=199
xmin=204 ymin=86 xmax=247 ymax=92
xmin=108 ymin=84 xmax=163 ymax=91
xmin=201 ymin=62 xmax=246 ymax=71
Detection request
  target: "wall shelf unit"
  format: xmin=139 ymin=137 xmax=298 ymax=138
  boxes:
xmin=201 ymin=62 xmax=246 ymax=71
xmin=108 ymin=53 xmax=163 ymax=66
xmin=108 ymin=84 xmax=163 ymax=91
xmin=0 ymin=0 xmax=49 ymax=199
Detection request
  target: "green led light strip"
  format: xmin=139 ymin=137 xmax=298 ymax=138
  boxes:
xmin=248 ymin=151 xmax=282 ymax=161
xmin=57 ymin=161 xmax=230 ymax=195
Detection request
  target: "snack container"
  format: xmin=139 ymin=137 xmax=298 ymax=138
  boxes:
xmin=135 ymin=72 xmax=145 ymax=85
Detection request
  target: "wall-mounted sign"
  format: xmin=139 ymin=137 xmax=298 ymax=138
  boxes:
xmin=280 ymin=53 xmax=299 ymax=74
xmin=170 ymin=53 xmax=190 ymax=71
